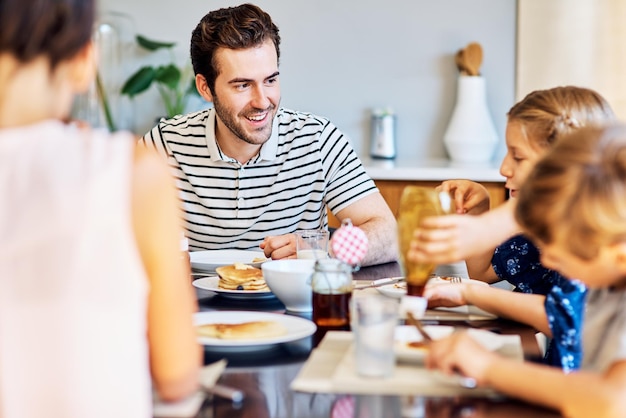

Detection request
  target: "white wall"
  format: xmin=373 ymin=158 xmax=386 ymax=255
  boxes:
xmin=517 ymin=0 xmax=626 ymax=120
xmin=96 ymin=0 xmax=516 ymax=162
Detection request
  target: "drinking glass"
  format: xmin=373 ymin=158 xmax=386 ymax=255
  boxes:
xmin=295 ymin=230 xmax=329 ymax=260
xmin=397 ymin=186 xmax=452 ymax=297
xmin=352 ymin=295 xmax=398 ymax=377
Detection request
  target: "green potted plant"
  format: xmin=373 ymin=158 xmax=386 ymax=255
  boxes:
xmin=121 ymin=35 xmax=200 ymax=119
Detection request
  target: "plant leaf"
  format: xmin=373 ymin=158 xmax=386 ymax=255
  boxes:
xmin=155 ymin=64 xmax=181 ymax=90
xmin=136 ymin=34 xmax=176 ymax=51
xmin=186 ymin=77 xmax=200 ymax=97
xmin=121 ymin=66 xmax=156 ymax=96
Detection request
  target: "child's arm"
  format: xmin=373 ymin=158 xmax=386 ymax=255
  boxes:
xmin=464 ymin=200 xmax=520 ymax=282
xmin=409 ymin=200 xmax=520 ymax=283
xmin=488 ymin=357 xmax=626 ymax=417
xmin=424 ymin=282 xmax=549 ymax=334
xmin=427 ymin=333 xmax=626 ymax=418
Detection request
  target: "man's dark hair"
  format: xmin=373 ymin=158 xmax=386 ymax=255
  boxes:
xmin=190 ymin=3 xmax=280 ymax=94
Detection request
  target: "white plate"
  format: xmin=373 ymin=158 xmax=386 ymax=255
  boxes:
xmin=394 ymin=325 xmax=504 ymax=363
xmin=192 ymin=276 xmax=274 ymax=300
xmin=376 ymin=281 xmax=409 ymax=299
xmin=194 ymin=311 xmax=316 ymax=349
xmin=376 ymin=276 xmax=487 ymax=299
xmin=190 ymin=249 xmax=267 ymax=273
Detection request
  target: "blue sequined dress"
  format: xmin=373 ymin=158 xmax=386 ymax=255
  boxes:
xmin=492 ymin=234 xmax=586 ymax=371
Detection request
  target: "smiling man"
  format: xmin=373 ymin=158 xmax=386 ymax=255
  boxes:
xmin=140 ymin=3 xmax=397 ymax=266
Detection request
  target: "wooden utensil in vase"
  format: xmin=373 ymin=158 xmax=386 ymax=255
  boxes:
xmin=463 ymin=42 xmax=483 ymax=76
xmin=455 ymin=49 xmax=469 ymax=76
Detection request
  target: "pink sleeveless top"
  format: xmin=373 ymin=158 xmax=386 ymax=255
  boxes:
xmin=0 ymin=121 xmax=151 ymax=417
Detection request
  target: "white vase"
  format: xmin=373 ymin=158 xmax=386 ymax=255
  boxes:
xmin=443 ymin=75 xmax=499 ymax=163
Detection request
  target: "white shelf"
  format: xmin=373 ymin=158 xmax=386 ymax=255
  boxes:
xmin=360 ymin=157 xmax=505 ymax=183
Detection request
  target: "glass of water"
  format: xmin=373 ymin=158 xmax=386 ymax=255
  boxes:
xmin=352 ymin=295 xmax=399 ymax=378
xmin=295 ymin=229 xmax=329 ymax=260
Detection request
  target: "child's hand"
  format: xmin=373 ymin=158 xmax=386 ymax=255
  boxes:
xmin=423 ymin=282 xmax=468 ymax=308
xmin=437 ymin=180 xmax=490 ymax=215
xmin=408 ymin=214 xmax=488 ymax=264
xmin=425 ymin=331 xmax=497 ymax=386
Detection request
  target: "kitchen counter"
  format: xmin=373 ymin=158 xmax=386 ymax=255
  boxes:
xmin=325 ymin=156 xmax=508 ymax=227
xmin=360 ymin=156 xmax=505 ymax=182
xmin=327 ymin=156 xmax=507 ymax=228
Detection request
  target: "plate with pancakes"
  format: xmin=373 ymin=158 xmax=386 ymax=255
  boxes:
xmin=190 ymin=249 xmax=268 ymax=273
xmin=195 ymin=311 xmax=317 ymax=350
xmin=394 ymin=325 xmax=504 ymax=363
xmin=193 ymin=262 xmax=275 ymax=299
xmin=375 ymin=276 xmax=487 ymax=299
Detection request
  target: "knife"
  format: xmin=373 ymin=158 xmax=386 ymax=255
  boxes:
xmin=355 ymin=276 xmax=405 ymax=290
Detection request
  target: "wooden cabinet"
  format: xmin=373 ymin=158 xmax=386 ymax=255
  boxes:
xmin=328 ymin=179 xmax=507 ymax=228
xmin=373 ymin=179 xmax=507 ymax=218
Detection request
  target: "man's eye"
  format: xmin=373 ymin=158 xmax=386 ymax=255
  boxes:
xmin=235 ymin=83 xmax=249 ymax=90
xmin=266 ymin=77 xmax=278 ymax=85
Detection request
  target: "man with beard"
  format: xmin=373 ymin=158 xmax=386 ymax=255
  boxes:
xmin=141 ymin=3 xmax=397 ymax=266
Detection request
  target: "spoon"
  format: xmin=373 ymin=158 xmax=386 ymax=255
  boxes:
xmin=463 ymin=42 xmax=483 ymax=76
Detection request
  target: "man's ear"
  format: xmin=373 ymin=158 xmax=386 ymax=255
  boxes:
xmin=195 ymin=74 xmax=214 ymax=103
xmin=71 ymin=42 xmax=97 ymax=93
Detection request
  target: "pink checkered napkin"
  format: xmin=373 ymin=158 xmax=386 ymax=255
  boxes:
xmin=331 ymin=219 xmax=369 ymax=266
xmin=331 ymin=395 xmax=355 ymax=418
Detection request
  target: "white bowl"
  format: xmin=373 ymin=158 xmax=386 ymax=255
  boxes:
xmin=262 ymin=259 xmax=315 ymax=312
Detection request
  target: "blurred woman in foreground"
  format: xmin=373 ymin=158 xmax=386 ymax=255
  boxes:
xmin=0 ymin=0 xmax=201 ymax=416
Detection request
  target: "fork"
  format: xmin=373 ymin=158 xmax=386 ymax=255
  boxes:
xmin=448 ymin=276 xmax=463 ymax=284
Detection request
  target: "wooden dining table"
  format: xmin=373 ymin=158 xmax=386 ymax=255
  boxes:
xmin=188 ymin=261 xmax=562 ymax=418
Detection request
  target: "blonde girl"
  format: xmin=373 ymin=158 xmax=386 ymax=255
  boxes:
xmin=411 ymin=86 xmax=614 ymax=370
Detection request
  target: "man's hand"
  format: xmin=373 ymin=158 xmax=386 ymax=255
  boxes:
xmin=260 ymin=234 xmax=297 ymax=260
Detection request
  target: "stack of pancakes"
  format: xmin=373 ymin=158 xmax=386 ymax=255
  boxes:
xmin=215 ymin=263 xmax=269 ymax=291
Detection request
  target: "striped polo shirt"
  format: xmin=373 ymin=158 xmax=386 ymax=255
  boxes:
xmin=141 ymin=107 xmax=378 ymax=251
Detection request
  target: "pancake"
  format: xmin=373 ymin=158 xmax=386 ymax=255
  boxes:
xmin=215 ymin=263 xmax=269 ymax=291
xmin=197 ymin=320 xmax=288 ymax=340
xmin=407 ymin=341 xmax=429 ymax=351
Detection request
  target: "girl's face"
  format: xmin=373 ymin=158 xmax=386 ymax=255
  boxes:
xmin=499 ymin=121 xmax=545 ymax=198
xmin=539 ymin=240 xmax=626 ymax=289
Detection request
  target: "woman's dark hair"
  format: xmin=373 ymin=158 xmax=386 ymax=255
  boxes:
xmin=190 ymin=3 xmax=280 ymax=94
xmin=0 ymin=0 xmax=95 ymax=69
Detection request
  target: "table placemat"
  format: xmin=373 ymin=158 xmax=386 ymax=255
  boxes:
xmin=291 ymin=331 xmax=521 ymax=397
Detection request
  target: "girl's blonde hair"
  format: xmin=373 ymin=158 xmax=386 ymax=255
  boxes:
xmin=516 ymin=124 xmax=626 ymax=260
xmin=508 ymin=86 xmax=615 ymax=151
